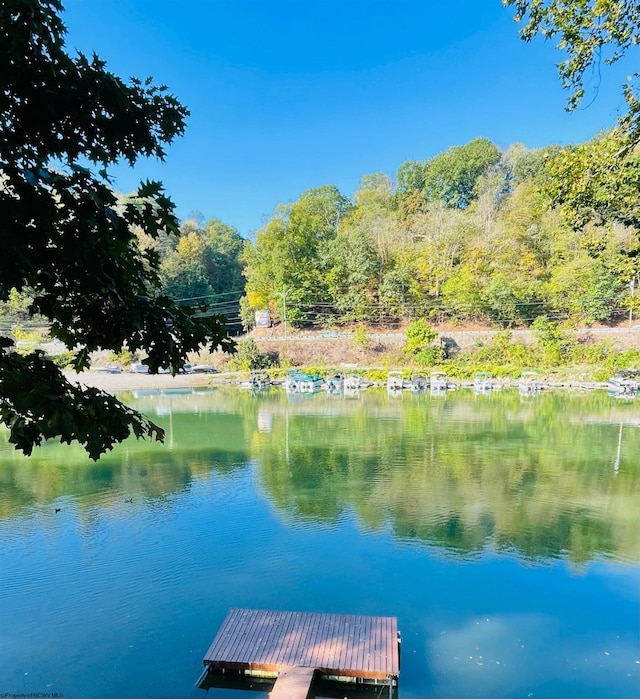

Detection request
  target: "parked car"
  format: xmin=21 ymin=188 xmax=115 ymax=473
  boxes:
xmin=129 ymin=363 xmax=149 ymax=374
xmin=156 ymin=365 xmax=192 ymax=374
xmin=190 ymin=364 xmax=217 ymax=374
xmin=92 ymin=365 xmax=122 ymax=374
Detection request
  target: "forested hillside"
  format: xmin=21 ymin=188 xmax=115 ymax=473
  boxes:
xmin=243 ymin=132 xmax=639 ymax=330
xmin=2 ymin=131 xmax=638 ymax=337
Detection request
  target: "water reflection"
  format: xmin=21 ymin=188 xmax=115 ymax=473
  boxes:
xmin=0 ymin=388 xmax=638 ymax=565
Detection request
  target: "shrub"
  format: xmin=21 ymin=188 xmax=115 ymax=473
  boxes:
xmin=301 ymin=365 xmax=326 ymax=377
xmin=404 ymin=319 xmax=438 ymax=355
xmin=351 ymin=326 xmax=371 ymax=349
xmin=531 ymin=316 xmax=574 ymax=366
xmin=108 ymin=348 xmax=134 ymax=366
xmin=227 ymin=338 xmax=271 ymax=371
xmin=362 ymin=368 xmax=388 ymax=383
xmin=49 ymin=351 xmax=76 ymax=369
xmin=573 ymin=340 xmax=613 ymax=365
xmin=239 ymin=296 xmax=256 ymax=332
xmin=414 ymin=346 xmax=447 ymax=366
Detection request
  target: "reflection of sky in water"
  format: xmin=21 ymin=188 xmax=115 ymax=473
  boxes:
xmin=0 ymin=389 xmax=639 ymax=699
xmin=428 ymin=613 xmax=638 ymax=699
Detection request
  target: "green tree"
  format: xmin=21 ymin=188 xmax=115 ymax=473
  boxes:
xmin=378 ymin=261 xmax=429 ymax=320
xmin=505 ymin=0 xmax=640 ymax=140
xmin=323 ymin=228 xmax=381 ymax=323
xmin=202 ymin=218 xmax=245 ymax=294
xmin=159 ymin=217 xmax=245 ymax=313
xmin=546 ymin=254 xmax=623 ymax=324
xmin=480 ymin=273 xmax=536 ymax=325
xmin=505 ymin=142 xmax=550 ymax=185
xmin=423 ymin=137 xmax=502 ymax=208
xmin=440 ymin=264 xmax=484 ymax=320
xmin=347 ymin=173 xmax=406 ymax=265
xmin=531 ymin=315 xmax=573 ymax=365
xmin=544 ymin=129 xmax=640 ymax=229
xmin=227 ymin=338 xmax=270 ymax=371
xmin=160 ymin=231 xmax=212 ymax=300
xmin=410 ymin=203 xmax=473 ymax=298
xmin=243 ymin=186 xmax=350 ymax=326
xmin=0 ymin=288 xmax=35 ymax=323
xmin=396 ymin=160 xmax=426 ymax=201
xmin=505 ymin=2 xmax=640 ymax=288
xmin=0 ymin=0 xmax=232 ymax=459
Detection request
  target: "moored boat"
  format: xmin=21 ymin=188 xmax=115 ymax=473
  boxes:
xmin=298 ymin=374 xmax=324 ymax=393
xmin=519 ymin=371 xmax=541 ymax=395
xmin=607 ymin=371 xmax=639 ymax=396
xmin=430 ymin=370 xmax=448 ymax=394
xmin=324 ymin=373 xmax=344 ymax=393
xmin=387 ymin=370 xmax=405 ymax=391
xmin=344 ymin=375 xmax=362 ymax=391
xmin=410 ymin=375 xmax=427 ymax=392
xmin=283 ymin=370 xmax=304 ymax=393
xmin=242 ymin=370 xmax=271 ymax=390
xmin=474 ymin=371 xmax=493 ymax=394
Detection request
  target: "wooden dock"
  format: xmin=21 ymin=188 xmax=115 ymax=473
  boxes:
xmin=202 ymin=608 xmax=400 ymax=698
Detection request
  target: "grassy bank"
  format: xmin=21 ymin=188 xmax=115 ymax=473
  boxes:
xmin=220 ymin=324 xmax=640 ymax=384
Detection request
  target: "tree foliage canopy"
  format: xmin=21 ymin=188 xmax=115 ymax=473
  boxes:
xmin=240 ymin=131 xmax=638 ymax=330
xmin=504 ymin=0 xmax=640 ymax=141
xmin=423 ymin=137 xmax=502 ymax=209
xmin=159 ymin=217 xmax=245 ymax=301
xmin=0 ymin=0 xmax=232 ymax=459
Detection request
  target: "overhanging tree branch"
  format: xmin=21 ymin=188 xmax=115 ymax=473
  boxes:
xmin=0 ymin=0 xmax=234 ymax=459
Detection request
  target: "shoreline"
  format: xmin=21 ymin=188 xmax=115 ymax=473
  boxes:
xmin=64 ymin=370 xmax=225 ymax=392
xmin=65 ymin=370 xmax=612 ymax=393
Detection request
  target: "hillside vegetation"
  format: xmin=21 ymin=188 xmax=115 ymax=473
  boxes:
xmin=3 ymin=132 xmax=639 ymax=357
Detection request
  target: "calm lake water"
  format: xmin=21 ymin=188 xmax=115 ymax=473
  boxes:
xmin=1 ymin=387 xmax=639 ymax=699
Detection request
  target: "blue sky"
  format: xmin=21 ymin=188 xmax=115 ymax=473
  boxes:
xmin=62 ymin=0 xmax=633 ymax=238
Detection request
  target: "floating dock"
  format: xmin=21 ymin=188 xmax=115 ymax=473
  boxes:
xmin=201 ymin=608 xmax=400 ymax=698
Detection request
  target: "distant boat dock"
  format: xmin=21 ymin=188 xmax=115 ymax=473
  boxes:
xmin=200 ymin=608 xmax=400 ymax=697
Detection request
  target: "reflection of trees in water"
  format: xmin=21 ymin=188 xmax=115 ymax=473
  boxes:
xmin=0 ymin=388 xmax=638 ymax=563
xmin=253 ymin=391 xmax=640 ymax=564
xmin=0 ymin=449 xmax=249 ymax=520
xmin=0 ymin=407 xmax=251 ymax=519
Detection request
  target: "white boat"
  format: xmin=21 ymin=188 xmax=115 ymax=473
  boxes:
xmin=474 ymin=371 xmax=493 ymax=394
xmin=607 ymin=372 xmax=639 ymax=396
xmin=387 ymin=370 xmax=405 ymax=391
xmin=92 ymin=365 xmax=122 ymax=374
xmin=283 ymin=370 xmax=304 ymax=393
xmin=410 ymin=375 xmax=427 ymax=392
xmin=344 ymin=375 xmax=362 ymax=391
xmin=298 ymin=374 xmax=324 ymax=393
xmin=242 ymin=371 xmax=271 ymax=390
xmin=519 ymin=371 xmax=541 ymax=395
xmin=324 ymin=374 xmax=344 ymax=393
xmin=430 ymin=371 xmax=448 ymax=393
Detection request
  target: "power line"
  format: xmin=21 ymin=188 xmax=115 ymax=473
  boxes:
xmin=173 ymin=289 xmax=244 ymax=303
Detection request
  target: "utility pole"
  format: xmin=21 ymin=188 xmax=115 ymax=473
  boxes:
xmin=277 ymin=287 xmax=287 ymax=344
xmin=629 ymin=276 xmax=637 ymax=332
xmin=283 ymin=287 xmax=287 ymax=344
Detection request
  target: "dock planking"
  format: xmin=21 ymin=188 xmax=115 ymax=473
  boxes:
xmin=269 ymin=666 xmax=316 ymax=699
xmin=203 ymin=609 xmax=400 ymax=694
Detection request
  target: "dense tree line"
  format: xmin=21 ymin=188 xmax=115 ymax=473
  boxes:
xmin=3 ymin=129 xmax=638 ymax=340
xmin=8 ymin=131 xmax=634 ymax=334
xmin=138 ymin=214 xmax=246 ymax=332
xmin=242 ymin=132 xmax=639 ymax=329
xmin=3 ymin=0 xmax=637 ymax=460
